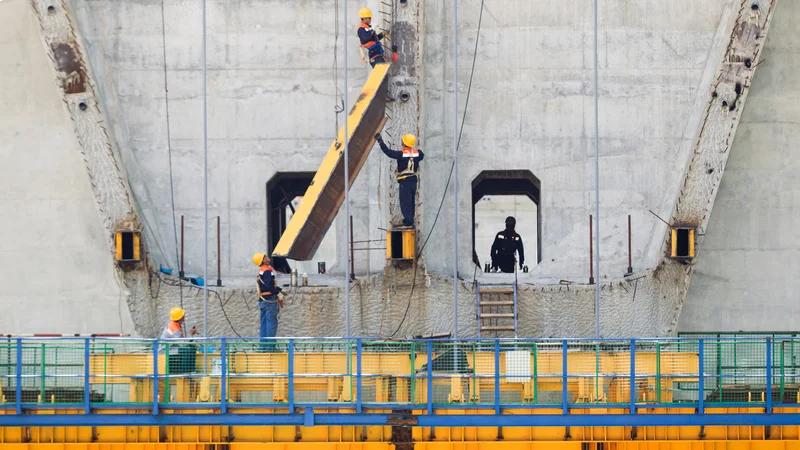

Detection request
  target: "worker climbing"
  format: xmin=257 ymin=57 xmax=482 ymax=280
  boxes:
xmin=490 ymin=216 xmax=525 ymax=273
xmin=376 ymin=132 xmax=424 ymax=228
xmin=357 ymin=7 xmax=397 ymax=67
xmin=253 ymin=252 xmax=284 ymax=351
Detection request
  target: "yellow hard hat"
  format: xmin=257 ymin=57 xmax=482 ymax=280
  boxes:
xmin=252 ymin=252 xmax=266 ymax=266
xmin=170 ymin=307 xmax=185 ymax=321
xmin=359 ymin=7 xmax=372 ymax=18
xmin=402 ymin=134 xmax=417 ymax=148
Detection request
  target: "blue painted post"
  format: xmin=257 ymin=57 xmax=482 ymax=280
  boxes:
xmin=15 ymin=339 xmax=22 ymax=415
xmin=629 ymin=340 xmax=636 ymax=415
xmin=427 ymin=340 xmax=433 ymax=415
xmin=288 ymin=339 xmax=295 ymax=412
xmin=766 ymin=338 xmax=773 ymax=413
xmin=220 ymin=337 xmax=227 ymax=414
xmin=561 ymin=340 xmax=568 ymax=414
xmin=698 ymin=339 xmax=704 ymax=415
xmin=494 ymin=340 xmax=501 ymax=414
xmin=356 ymin=339 xmax=362 ymax=413
xmin=153 ymin=340 xmax=159 ymax=415
xmin=84 ymin=339 xmax=91 ymax=414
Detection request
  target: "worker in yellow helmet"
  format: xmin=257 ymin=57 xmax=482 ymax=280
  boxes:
xmin=375 ymin=132 xmax=424 ymax=227
xmin=160 ymin=307 xmax=196 ymax=356
xmin=357 ymin=7 xmax=393 ymax=67
xmin=252 ymin=252 xmax=284 ymax=351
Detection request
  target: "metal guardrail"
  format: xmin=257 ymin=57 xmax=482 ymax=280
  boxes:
xmin=0 ymin=337 xmax=797 ymax=415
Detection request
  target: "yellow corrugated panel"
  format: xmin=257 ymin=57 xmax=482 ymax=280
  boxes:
xmin=273 ymin=63 xmax=390 ymax=261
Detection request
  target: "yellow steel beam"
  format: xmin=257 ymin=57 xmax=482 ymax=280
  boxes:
xmin=273 ymin=63 xmax=391 ymax=261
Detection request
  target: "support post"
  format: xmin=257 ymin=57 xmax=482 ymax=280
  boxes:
xmin=288 ymin=339 xmax=295 ymax=412
xmin=180 ymin=215 xmax=184 ymax=278
xmin=766 ymin=338 xmax=773 ymax=413
xmin=153 ymin=340 xmax=159 ymax=415
xmin=84 ymin=338 xmax=91 ymax=414
xmin=629 ymin=340 xmax=636 ymax=414
xmin=427 ymin=340 xmax=433 ymax=415
xmin=698 ymin=339 xmax=704 ymax=414
xmin=494 ymin=340 xmax=501 ymax=414
xmin=220 ymin=337 xmax=227 ymax=414
xmin=562 ymin=340 xmax=568 ymax=414
xmin=626 ymin=215 xmax=633 ymax=275
xmin=356 ymin=339 xmax=363 ymax=413
xmin=589 ymin=215 xmax=595 ymax=284
xmin=216 ymin=216 xmax=222 ymax=286
xmin=15 ymin=339 xmax=22 ymax=414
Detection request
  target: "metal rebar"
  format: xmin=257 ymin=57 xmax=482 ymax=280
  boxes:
xmin=343 ymin=0 xmax=350 ymax=338
xmin=593 ymin=0 xmax=601 ymax=339
xmin=350 ymin=215 xmax=355 ymax=281
xmin=452 ymin=0 xmax=459 ymax=341
xmin=589 ymin=215 xmax=594 ymax=285
xmin=179 ymin=215 xmax=184 ymax=277
xmin=217 ymin=216 xmax=222 ymax=286
xmin=202 ymin=0 xmax=209 ymax=363
xmin=627 ymin=215 xmax=633 ymax=275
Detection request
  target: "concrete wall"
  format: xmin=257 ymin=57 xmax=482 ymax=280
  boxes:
xmin=0 ymin=0 xmax=134 ymax=334
xmin=421 ymin=0 xmax=730 ymax=281
xmin=679 ymin=0 xmax=800 ymax=332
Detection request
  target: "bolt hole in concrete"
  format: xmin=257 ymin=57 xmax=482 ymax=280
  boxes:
xmin=47 ymin=5 xmax=55 ymax=14
xmin=751 ymin=3 xmax=759 ymax=10
xmin=711 ymin=91 xmax=718 ymax=98
xmin=745 ymin=58 xmax=752 ymax=68
xmin=707 ymin=168 xmax=714 ymax=174
xmin=399 ymin=92 xmax=411 ymax=102
xmin=722 ymin=100 xmax=728 ymax=108
xmin=78 ymin=101 xmax=88 ymax=111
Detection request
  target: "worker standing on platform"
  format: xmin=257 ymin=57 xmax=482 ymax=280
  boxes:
xmin=375 ymin=133 xmax=424 ymax=228
xmin=253 ymin=252 xmax=283 ymax=351
xmin=357 ymin=8 xmax=389 ymax=67
xmin=160 ymin=307 xmax=196 ymax=356
xmin=490 ymin=217 xmax=525 ymax=273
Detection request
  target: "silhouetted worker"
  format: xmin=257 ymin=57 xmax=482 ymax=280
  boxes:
xmin=491 ymin=216 xmax=524 ymax=273
xmin=375 ymin=132 xmax=424 ymax=227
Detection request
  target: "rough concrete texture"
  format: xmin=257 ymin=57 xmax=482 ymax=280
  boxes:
xmin=420 ymin=0 xmax=733 ymax=281
xmin=680 ymin=0 xmax=800 ymax=331
xmin=0 ymin=0 xmax=134 ymax=334
xmin=4 ymin=0 xmax=780 ymax=337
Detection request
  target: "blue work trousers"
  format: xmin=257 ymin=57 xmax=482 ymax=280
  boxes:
xmin=368 ymin=46 xmax=386 ymax=67
xmin=259 ymin=298 xmax=280 ymax=351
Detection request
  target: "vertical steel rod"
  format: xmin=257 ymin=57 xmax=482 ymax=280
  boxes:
xmin=201 ymin=0 xmax=209 ymax=366
xmin=217 ymin=216 xmax=222 ymax=286
xmin=589 ymin=215 xmax=594 ymax=284
xmin=593 ymin=0 xmax=601 ymax=340
xmin=627 ymin=215 xmax=633 ymax=275
xmin=179 ymin=215 xmax=185 ymax=277
xmin=350 ymin=215 xmax=355 ymax=281
xmin=343 ymin=0 xmax=350 ymax=338
xmin=452 ymin=0 xmax=459 ymax=342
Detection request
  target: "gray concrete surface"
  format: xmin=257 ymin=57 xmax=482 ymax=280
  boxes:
xmin=2 ymin=0 xmax=783 ymax=337
xmin=679 ymin=0 xmax=800 ymax=332
xmin=0 ymin=0 xmax=134 ymax=334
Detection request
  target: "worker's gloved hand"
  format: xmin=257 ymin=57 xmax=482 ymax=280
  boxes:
xmin=375 ymin=133 xmax=382 ymax=141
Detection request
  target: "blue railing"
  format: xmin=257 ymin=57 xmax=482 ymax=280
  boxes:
xmin=0 ymin=336 xmax=798 ymax=427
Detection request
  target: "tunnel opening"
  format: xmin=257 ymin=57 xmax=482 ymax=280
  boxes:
xmin=266 ymin=172 xmax=337 ymax=274
xmin=471 ymin=170 xmax=541 ymax=270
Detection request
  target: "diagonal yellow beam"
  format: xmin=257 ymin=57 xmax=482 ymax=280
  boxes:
xmin=273 ymin=63 xmax=391 ymax=261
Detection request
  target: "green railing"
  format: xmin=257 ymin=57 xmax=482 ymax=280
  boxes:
xmin=0 ymin=337 xmax=797 ymax=411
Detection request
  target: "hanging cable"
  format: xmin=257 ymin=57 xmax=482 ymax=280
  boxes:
xmin=389 ymin=0 xmax=485 ymax=338
xmin=159 ymin=0 xmax=183 ymax=308
xmin=332 ymin=0 xmax=345 ymax=132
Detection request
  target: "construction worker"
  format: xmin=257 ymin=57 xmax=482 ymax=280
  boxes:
xmin=253 ymin=252 xmax=283 ymax=351
xmin=357 ymin=8 xmax=389 ymax=67
xmin=375 ymin=132 xmax=424 ymax=227
xmin=490 ymin=216 xmax=525 ymax=273
xmin=159 ymin=307 xmax=196 ymax=360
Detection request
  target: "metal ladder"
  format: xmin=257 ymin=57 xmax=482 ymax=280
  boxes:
xmin=475 ymin=281 xmax=518 ymax=338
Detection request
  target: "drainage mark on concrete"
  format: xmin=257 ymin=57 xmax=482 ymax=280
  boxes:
xmin=50 ymin=42 xmax=86 ymax=94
